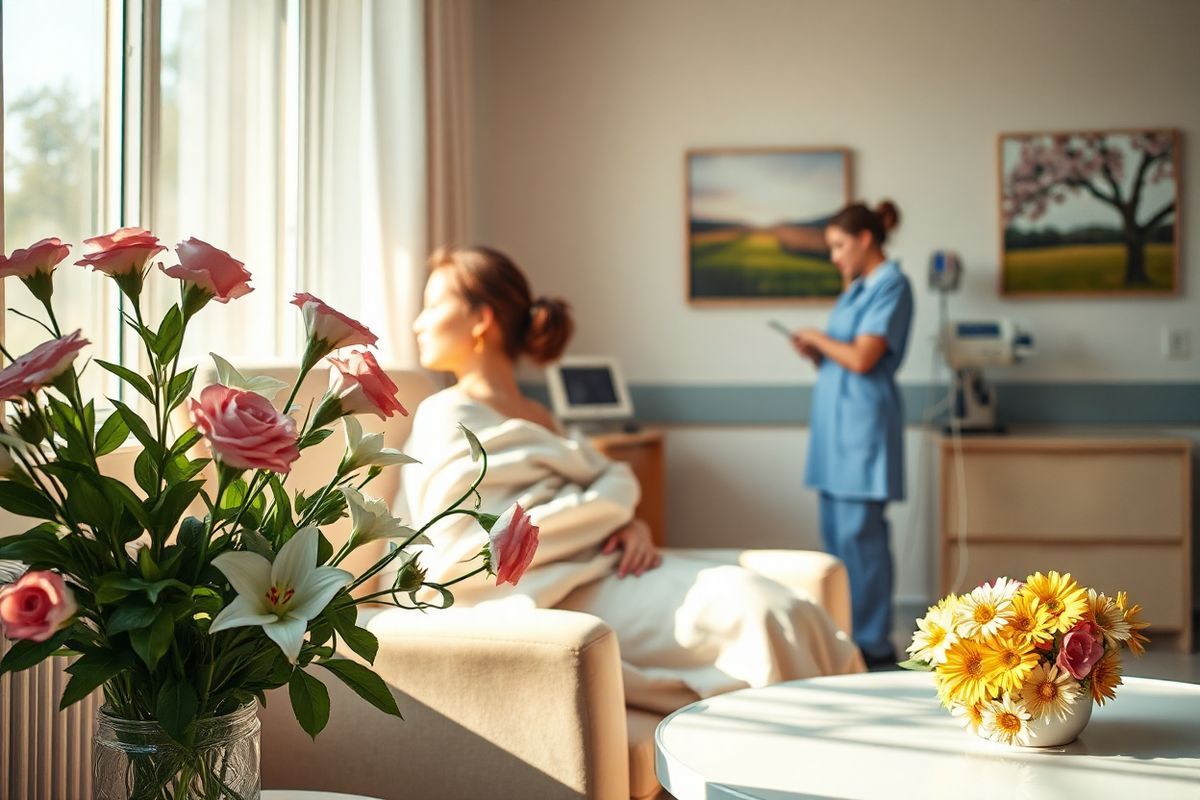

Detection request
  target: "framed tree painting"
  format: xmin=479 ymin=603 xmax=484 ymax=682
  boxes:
xmin=686 ymin=147 xmax=851 ymax=303
xmin=999 ymin=129 xmax=1180 ymax=296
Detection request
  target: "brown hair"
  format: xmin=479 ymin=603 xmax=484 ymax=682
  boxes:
xmin=828 ymin=200 xmax=901 ymax=246
xmin=428 ymin=245 xmax=574 ymax=364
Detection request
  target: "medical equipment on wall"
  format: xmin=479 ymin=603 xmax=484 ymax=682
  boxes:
xmin=941 ymin=320 xmax=1034 ymax=432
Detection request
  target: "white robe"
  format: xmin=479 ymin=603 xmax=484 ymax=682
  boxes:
xmin=397 ymin=388 xmax=864 ymax=713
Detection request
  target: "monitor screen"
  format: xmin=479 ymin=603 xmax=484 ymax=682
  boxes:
xmin=561 ymin=366 xmax=619 ymax=406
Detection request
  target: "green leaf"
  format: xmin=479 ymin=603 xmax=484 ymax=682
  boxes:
xmin=107 ymin=602 xmax=160 ymax=635
xmin=100 ymin=477 xmax=155 ymax=531
xmin=167 ymin=367 xmax=197 ymax=410
xmin=129 ymin=611 xmax=174 ymax=670
xmin=164 ymin=454 xmax=209 ymax=484
xmin=95 ymin=359 xmax=155 ymax=403
xmin=94 ymin=412 xmax=131 ymax=456
xmin=171 ymin=427 xmax=203 ymax=456
xmin=151 ymin=479 xmax=205 ymax=539
xmin=155 ymin=306 xmax=185 ymax=362
xmin=316 ymin=659 xmax=401 ymax=719
xmin=474 ymin=512 xmax=500 ymax=532
xmin=458 ymin=424 xmax=484 ymax=462
xmin=156 ymin=676 xmax=199 ymax=745
xmin=134 ymin=449 xmax=158 ymax=496
xmin=298 ymin=428 xmax=335 ymax=449
xmin=110 ymin=399 xmax=162 ymax=459
xmin=0 ymin=527 xmax=66 ymax=564
xmin=61 ymin=650 xmax=132 ymax=710
xmin=0 ymin=628 xmax=72 ymax=675
xmin=64 ymin=476 xmax=111 ymax=530
xmin=896 ymin=658 xmax=933 ymax=672
xmin=332 ymin=616 xmax=379 ymax=665
xmin=46 ymin=397 xmax=92 ymax=462
xmin=266 ymin=475 xmax=294 ymax=538
xmin=0 ymin=481 xmax=57 ymax=519
xmin=288 ymin=668 xmax=331 ymax=739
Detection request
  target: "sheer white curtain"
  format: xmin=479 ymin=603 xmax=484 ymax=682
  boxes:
xmin=299 ymin=0 xmax=426 ymax=366
xmin=425 ymin=0 xmax=474 ymax=249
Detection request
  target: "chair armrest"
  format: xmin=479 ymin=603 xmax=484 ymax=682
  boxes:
xmin=669 ymin=547 xmax=853 ymax=636
xmin=260 ymin=607 xmax=630 ymax=800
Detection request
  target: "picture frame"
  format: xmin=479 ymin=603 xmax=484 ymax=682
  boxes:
xmin=998 ymin=129 xmax=1181 ymax=297
xmin=686 ymin=147 xmax=852 ymax=304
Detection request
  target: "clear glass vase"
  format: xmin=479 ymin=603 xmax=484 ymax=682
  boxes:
xmin=93 ymin=702 xmax=260 ymax=800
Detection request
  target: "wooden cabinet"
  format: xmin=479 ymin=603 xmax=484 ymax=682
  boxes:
xmin=940 ymin=435 xmax=1192 ymax=651
xmin=590 ymin=429 xmax=667 ymax=547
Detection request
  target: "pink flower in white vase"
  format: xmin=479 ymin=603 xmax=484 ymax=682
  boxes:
xmin=0 ymin=237 xmax=71 ymax=280
xmin=161 ymin=237 xmax=254 ymax=304
xmin=76 ymin=227 xmax=165 ymax=278
xmin=327 ymin=350 xmax=407 ymax=419
xmin=0 ymin=330 xmax=90 ymax=400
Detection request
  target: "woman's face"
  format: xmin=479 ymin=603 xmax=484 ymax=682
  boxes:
xmin=825 ymin=226 xmax=873 ymax=282
xmin=413 ymin=269 xmax=481 ymax=372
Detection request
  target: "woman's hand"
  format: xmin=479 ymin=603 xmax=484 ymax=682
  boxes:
xmin=601 ymin=519 xmax=662 ymax=578
xmin=791 ymin=329 xmax=824 ymax=364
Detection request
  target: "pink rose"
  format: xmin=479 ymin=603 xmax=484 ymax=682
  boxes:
xmin=0 ymin=571 xmax=77 ymax=642
xmin=0 ymin=237 xmax=71 ymax=279
xmin=160 ymin=237 xmax=254 ymax=303
xmin=1056 ymin=620 xmax=1105 ymax=679
xmin=488 ymin=503 xmax=539 ymax=586
xmin=0 ymin=330 xmax=90 ymax=400
xmin=327 ymin=350 xmax=408 ymax=419
xmin=291 ymin=293 xmax=378 ymax=350
xmin=76 ymin=227 xmax=165 ymax=277
xmin=188 ymin=384 xmax=300 ymax=473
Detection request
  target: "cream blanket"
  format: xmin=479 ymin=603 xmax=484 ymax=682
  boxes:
xmin=397 ymin=388 xmax=863 ymax=710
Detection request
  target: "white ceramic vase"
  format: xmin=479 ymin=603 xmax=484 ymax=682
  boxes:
xmin=977 ymin=696 xmax=1093 ymax=747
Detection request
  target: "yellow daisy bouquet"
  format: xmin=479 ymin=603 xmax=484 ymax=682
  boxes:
xmin=901 ymin=571 xmax=1149 ymax=747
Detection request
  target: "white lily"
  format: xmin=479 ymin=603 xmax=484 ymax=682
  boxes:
xmin=210 ymin=353 xmax=290 ymax=402
xmin=340 ymin=486 xmax=426 ymax=552
xmin=341 ymin=416 xmax=418 ymax=472
xmin=209 ymin=526 xmax=351 ymax=663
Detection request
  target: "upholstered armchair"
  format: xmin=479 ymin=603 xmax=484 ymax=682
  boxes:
xmin=193 ymin=365 xmax=854 ymax=800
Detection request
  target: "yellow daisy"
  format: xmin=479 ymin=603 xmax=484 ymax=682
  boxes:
xmin=908 ymin=604 xmax=959 ymax=665
xmin=1019 ymin=662 xmax=1080 ymax=721
xmin=1005 ymin=591 xmax=1056 ymax=648
xmin=1115 ymin=591 xmax=1150 ymax=657
xmin=949 ymin=699 xmax=987 ymax=731
xmin=1089 ymin=649 xmax=1123 ymax=706
xmin=938 ymin=639 xmax=1000 ymax=706
xmin=1023 ymin=571 xmax=1087 ymax=633
xmin=981 ymin=635 xmax=1040 ymax=695
xmin=1087 ymin=589 xmax=1131 ymax=647
xmin=981 ymin=695 xmax=1035 ymax=746
xmin=958 ymin=577 xmax=1020 ymax=639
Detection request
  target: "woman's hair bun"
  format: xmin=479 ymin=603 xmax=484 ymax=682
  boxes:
xmin=524 ymin=296 xmax=575 ymax=365
xmin=875 ymin=200 xmax=900 ymax=233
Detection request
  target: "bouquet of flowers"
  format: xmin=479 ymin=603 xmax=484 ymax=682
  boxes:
xmin=0 ymin=230 xmax=538 ymax=799
xmin=902 ymin=571 xmax=1149 ymax=747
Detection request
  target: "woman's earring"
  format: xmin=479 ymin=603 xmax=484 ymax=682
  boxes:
xmin=474 ymin=334 xmax=485 ymax=354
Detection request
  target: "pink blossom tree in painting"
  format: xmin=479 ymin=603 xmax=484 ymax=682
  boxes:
xmin=1002 ymin=131 xmax=1176 ymax=289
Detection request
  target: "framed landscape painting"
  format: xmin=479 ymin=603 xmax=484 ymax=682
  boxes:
xmin=999 ymin=129 xmax=1180 ymax=296
xmin=686 ymin=147 xmax=851 ymax=303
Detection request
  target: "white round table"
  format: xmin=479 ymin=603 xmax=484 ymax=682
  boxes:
xmin=655 ymin=671 xmax=1200 ymax=800
xmin=261 ymin=793 xmax=382 ymax=800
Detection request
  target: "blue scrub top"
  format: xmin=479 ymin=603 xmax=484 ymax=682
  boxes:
xmin=805 ymin=260 xmax=913 ymax=502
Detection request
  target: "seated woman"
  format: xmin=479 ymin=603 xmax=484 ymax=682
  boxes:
xmin=398 ymin=245 xmax=864 ymax=713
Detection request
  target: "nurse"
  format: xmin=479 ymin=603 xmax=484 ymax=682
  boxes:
xmin=792 ymin=200 xmax=913 ymax=668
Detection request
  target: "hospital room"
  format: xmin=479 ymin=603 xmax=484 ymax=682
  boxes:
xmin=0 ymin=1 xmax=1197 ymax=798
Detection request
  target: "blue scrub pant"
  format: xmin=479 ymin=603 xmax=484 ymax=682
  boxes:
xmin=819 ymin=493 xmax=894 ymax=660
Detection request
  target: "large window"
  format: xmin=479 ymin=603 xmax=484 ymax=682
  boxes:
xmin=4 ymin=0 xmax=423 ymax=402
xmin=2 ymin=0 xmax=117 ymax=400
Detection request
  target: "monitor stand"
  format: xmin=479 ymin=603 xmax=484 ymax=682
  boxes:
xmin=564 ymin=419 xmax=639 ymax=438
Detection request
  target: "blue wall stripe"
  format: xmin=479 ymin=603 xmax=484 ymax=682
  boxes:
xmin=521 ymin=382 xmax=1200 ymax=426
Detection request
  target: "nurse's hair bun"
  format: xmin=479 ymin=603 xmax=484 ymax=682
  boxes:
xmin=875 ymin=200 xmax=900 ymax=233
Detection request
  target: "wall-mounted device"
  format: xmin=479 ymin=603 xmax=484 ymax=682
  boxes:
xmin=941 ymin=320 xmax=1034 ymax=432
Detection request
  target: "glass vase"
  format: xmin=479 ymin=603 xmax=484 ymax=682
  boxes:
xmin=93 ymin=702 xmax=260 ymax=800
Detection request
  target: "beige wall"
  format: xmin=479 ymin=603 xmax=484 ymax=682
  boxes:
xmin=468 ymin=0 xmax=1200 ymax=605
